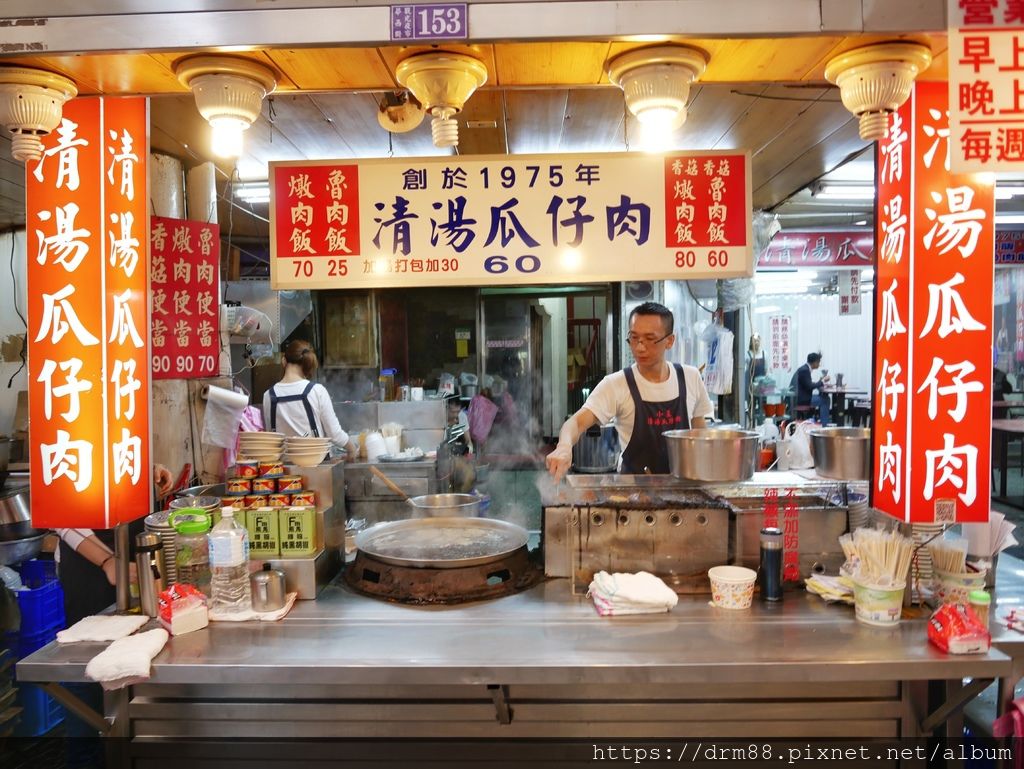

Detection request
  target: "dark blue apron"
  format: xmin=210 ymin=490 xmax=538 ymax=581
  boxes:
xmin=268 ymin=381 xmax=320 ymax=437
xmin=620 ymin=364 xmax=690 ymax=475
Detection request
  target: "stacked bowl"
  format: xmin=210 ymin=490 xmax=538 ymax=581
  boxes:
xmin=238 ymin=431 xmax=285 ymax=462
xmin=284 ymin=436 xmax=331 ymax=466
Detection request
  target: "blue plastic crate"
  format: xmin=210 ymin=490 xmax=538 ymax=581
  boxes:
xmin=12 ymin=575 xmax=64 ymax=636
xmin=4 ymin=627 xmax=58 ymax=660
xmin=13 ymin=683 xmax=64 ymax=737
xmin=17 ymin=559 xmax=57 ymax=589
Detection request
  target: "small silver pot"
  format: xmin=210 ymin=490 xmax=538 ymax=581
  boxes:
xmin=407 ymin=493 xmax=481 ymax=517
xmin=251 ymin=563 xmax=287 ymax=612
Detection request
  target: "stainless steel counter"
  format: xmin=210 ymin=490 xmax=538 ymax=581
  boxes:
xmin=18 ymin=578 xmax=1008 ymax=686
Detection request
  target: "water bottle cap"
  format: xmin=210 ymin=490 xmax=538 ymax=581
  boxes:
xmin=220 ymin=506 xmax=235 ymax=517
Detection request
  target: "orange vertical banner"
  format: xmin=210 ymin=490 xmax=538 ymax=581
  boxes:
xmin=26 ymin=97 xmax=150 ymax=529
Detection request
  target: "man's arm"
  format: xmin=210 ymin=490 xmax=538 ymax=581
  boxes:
xmin=545 ymin=407 xmax=599 ymax=483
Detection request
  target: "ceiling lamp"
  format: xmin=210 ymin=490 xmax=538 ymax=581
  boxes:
xmin=824 ymin=42 xmax=932 ymax=142
xmin=607 ymin=45 xmax=708 ymax=134
xmin=395 ymin=52 xmax=488 ymax=148
xmin=0 ymin=66 xmax=78 ymax=163
xmin=175 ymin=55 xmax=277 ymax=158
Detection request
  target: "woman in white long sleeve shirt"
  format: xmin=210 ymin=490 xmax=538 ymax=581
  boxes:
xmin=262 ymin=340 xmax=357 ymax=456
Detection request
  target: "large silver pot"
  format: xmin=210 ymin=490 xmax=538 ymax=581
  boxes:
xmin=0 ymin=533 xmax=45 ymax=566
xmin=809 ymin=427 xmax=870 ymax=480
xmin=663 ymin=428 xmax=759 ymax=482
xmin=0 ymin=489 xmax=42 ymax=542
xmin=407 ymin=493 xmax=481 ymax=517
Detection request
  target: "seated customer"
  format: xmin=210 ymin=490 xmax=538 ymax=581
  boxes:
xmin=790 ymin=352 xmax=831 ymax=424
xmin=994 ymin=365 xmax=1013 ymax=419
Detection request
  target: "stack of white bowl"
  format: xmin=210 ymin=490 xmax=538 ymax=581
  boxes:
xmin=847 ymin=492 xmax=869 ymax=530
xmin=238 ymin=431 xmax=285 ymax=461
xmin=284 ymin=436 xmax=331 ymax=466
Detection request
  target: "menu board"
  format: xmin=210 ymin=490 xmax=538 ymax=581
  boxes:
xmin=269 ymin=150 xmax=753 ymax=289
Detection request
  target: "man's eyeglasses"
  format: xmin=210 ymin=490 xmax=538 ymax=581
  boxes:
xmin=626 ymin=332 xmax=672 ymax=348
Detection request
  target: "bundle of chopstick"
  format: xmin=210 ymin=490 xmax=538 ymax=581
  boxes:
xmin=927 ymin=538 xmax=969 ymax=575
xmin=850 ymin=528 xmax=913 ymax=588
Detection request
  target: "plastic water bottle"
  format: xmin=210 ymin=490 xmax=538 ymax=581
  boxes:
xmin=208 ymin=508 xmax=252 ymax=614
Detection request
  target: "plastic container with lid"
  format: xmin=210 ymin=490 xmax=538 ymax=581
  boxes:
xmin=171 ymin=510 xmax=212 ymax=596
xmin=969 ymin=589 xmax=991 ymax=627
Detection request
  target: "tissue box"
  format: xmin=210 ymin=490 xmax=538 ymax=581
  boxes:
xmin=158 ymin=584 xmax=209 ymax=636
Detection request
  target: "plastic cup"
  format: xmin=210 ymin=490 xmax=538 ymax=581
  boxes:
xmin=708 ymin=566 xmax=757 ymax=610
xmin=852 ymin=579 xmax=905 ymax=626
xmin=933 ymin=569 xmax=987 ymax=606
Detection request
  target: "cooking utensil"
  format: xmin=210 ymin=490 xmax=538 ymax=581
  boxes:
xmin=407 ymin=493 xmax=481 ymax=518
xmin=808 ymin=427 xmax=870 ymax=480
xmin=369 ymin=465 xmax=410 ymax=500
xmin=0 ymin=533 xmax=46 ymax=566
xmin=250 ymin=563 xmax=287 ymax=612
xmin=663 ymin=428 xmax=759 ymax=481
xmin=354 ymin=516 xmax=528 ymax=568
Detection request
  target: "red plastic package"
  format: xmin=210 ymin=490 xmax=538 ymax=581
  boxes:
xmin=928 ymin=603 xmax=991 ymax=655
xmin=158 ymin=583 xmax=209 ymax=636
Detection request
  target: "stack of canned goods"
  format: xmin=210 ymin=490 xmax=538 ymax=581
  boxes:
xmin=222 ymin=461 xmax=317 ymax=510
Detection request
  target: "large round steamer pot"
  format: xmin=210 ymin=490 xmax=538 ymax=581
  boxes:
xmin=354 ymin=516 xmax=528 ymax=568
xmin=407 ymin=493 xmax=481 ymax=518
xmin=663 ymin=428 xmax=759 ymax=481
xmin=0 ymin=533 xmax=46 ymax=566
xmin=809 ymin=427 xmax=870 ymax=480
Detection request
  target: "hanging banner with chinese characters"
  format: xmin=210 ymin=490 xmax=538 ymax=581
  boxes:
xmin=269 ymin=151 xmax=753 ymax=289
xmin=150 ymin=216 xmax=220 ymax=379
xmin=759 ymin=231 xmax=873 ymax=268
xmin=838 ymin=270 xmax=862 ymax=316
xmin=768 ymin=315 xmax=792 ymax=372
xmin=26 ymin=97 xmax=150 ymax=529
xmin=874 ymin=80 xmax=994 ymax=524
xmin=949 ymin=0 xmax=1024 ymax=172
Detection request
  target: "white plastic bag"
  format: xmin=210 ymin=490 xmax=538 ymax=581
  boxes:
xmin=779 ymin=421 xmax=814 ymax=470
xmin=701 ymin=325 xmax=734 ymax=395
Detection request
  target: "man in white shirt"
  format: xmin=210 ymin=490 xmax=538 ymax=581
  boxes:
xmin=546 ymin=302 xmax=713 ymax=481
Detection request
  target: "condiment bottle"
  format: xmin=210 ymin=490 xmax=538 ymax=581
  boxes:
xmin=759 ymin=527 xmax=783 ymax=602
xmin=969 ymin=590 xmax=991 ymax=627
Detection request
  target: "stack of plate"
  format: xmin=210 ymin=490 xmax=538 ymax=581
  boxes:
xmin=847 ymin=492 xmax=869 ymax=530
xmin=144 ymin=509 xmax=178 ymax=585
xmin=284 ymin=436 xmax=331 ymax=467
xmin=238 ymin=431 xmax=285 ymax=461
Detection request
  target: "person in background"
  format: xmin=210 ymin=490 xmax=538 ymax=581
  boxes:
xmin=792 ymin=352 xmax=831 ymax=425
xmin=57 ymin=463 xmax=173 ymax=769
xmin=994 ymin=364 xmax=1013 ymax=420
xmin=263 ymin=340 xmax=357 ymax=457
xmin=546 ymin=302 xmax=713 ymax=481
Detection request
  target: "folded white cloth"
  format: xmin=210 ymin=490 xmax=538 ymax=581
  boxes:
xmin=588 ymin=571 xmax=678 ymax=616
xmin=85 ymin=628 xmax=168 ymax=690
xmin=208 ymin=592 xmax=298 ymax=623
xmin=57 ymin=614 xmax=149 ymax=644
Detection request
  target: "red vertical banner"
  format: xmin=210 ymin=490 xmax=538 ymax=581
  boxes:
xmin=872 ymin=81 xmax=994 ymax=524
xmin=149 ymin=216 xmax=220 ymax=379
xmin=27 ymin=97 xmax=150 ymax=529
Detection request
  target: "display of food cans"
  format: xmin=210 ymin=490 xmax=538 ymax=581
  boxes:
xmin=221 ymin=496 xmax=247 ymax=510
xmin=247 ymin=507 xmax=280 ymax=556
xmin=277 ymin=475 xmax=303 ymax=493
xmin=226 ymin=477 xmax=252 ymax=495
xmin=251 ymin=476 xmax=277 ymax=494
xmin=259 ymin=461 xmax=286 ymax=477
xmin=235 ymin=461 xmax=259 ymax=478
xmin=244 ymin=493 xmax=270 ymax=509
xmin=289 ymin=490 xmax=316 ymax=507
xmin=267 ymin=493 xmax=291 ymax=508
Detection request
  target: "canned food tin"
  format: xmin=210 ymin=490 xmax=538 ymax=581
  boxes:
xmin=277 ymin=475 xmax=303 ymax=493
xmin=267 ymin=493 xmax=291 ymax=508
xmin=289 ymin=490 xmax=316 ymax=507
xmin=279 ymin=506 xmax=316 ymax=557
xmin=221 ymin=496 xmax=247 ymax=510
xmin=259 ymin=461 xmax=286 ymax=477
xmin=244 ymin=493 xmax=270 ymax=509
xmin=226 ymin=477 xmax=252 ymax=495
xmin=235 ymin=461 xmax=259 ymax=478
xmin=252 ymin=476 xmax=277 ymax=494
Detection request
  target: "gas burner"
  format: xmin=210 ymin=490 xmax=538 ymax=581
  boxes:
xmin=345 ymin=546 xmax=541 ymax=604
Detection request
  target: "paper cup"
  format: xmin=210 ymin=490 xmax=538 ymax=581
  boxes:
xmin=933 ymin=569 xmax=987 ymax=606
xmin=708 ymin=566 xmax=757 ymax=610
xmin=411 ymin=387 xmax=424 ymax=401
xmin=853 ymin=579 xmax=905 ymax=626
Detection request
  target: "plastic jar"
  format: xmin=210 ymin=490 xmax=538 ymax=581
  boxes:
xmin=171 ymin=510 xmax=212 ymax=596
xmin=969 ymin=590 xmax=991 ymax=627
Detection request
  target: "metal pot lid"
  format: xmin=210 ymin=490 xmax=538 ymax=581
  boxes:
xmin=354 ymin=516 xmax=528 ymax=569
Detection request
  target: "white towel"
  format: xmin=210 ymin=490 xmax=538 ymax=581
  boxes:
xmin=587 ymin=571 xmax=678 ymax=616
xmin=208 ymin=592 xmax=298 ymax=623
xmin=85 ymin=628 xmax=168 ymax=690
xmin=57 ymin=614 xmax=149 ymax=644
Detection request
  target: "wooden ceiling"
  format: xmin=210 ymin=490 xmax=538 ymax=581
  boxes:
xmin=0 ymin=34 xmax=950 ymax=234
